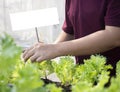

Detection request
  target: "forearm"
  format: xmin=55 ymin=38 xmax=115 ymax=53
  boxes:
xmin=56 ymin=28 xmax=120 ymax=56
xmin=54 ymin=31 xmax=74 ymax=44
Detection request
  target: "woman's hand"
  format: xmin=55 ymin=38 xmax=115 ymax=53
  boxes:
xmin=22 ymin=43 xmax=59 ymax=62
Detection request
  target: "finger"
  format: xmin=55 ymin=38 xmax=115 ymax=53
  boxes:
xmin=23 ymin=49 xmax=35 ymax=62
xmin=36 ymin=57 xmax=44 ymax=63
xmin=30 ymin=54 xmax=39 ymax=62
xmin=22 ymin=46 xmax=34 ymax=58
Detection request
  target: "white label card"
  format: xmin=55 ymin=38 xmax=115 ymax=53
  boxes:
xmin=10 ymin=7 xmax=59 ymax=31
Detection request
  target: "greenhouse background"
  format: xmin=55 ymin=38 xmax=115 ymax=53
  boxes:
xmin=0 ymin=0 xmax=65 ymax=48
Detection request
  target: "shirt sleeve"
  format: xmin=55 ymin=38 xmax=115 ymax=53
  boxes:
xmin=62 ymin=0 xmax=74 ymax=35
xmin=105 ymin=0 xmax=120 ymax=27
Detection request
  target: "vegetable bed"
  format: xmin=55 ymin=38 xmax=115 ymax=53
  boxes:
xmin=0 ymin=33 xmax=120 ymax=92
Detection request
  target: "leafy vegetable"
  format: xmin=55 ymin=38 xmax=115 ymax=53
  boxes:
xmin=46 ymin=84 xmax=62 ymax=92
xmin=73 ymin=55 xmax=112 ymax=85
xmin=0 ymin=33 xmax=21 ymax=91
xmin=11 ymin=61 xmax=44 ymax=92
xmin=106 ymin=61 xmax=120 ymax=92
xmin=52 ymin=56 xmax=75 ymax=86
xmin=38 ymin=60 xmax=54 ymax=79
xmin=0 ymin=33 xmax=120 ymax=92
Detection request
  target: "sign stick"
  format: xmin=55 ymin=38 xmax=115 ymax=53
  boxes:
xmin=35 ymin=27 xmax=40 ymax=42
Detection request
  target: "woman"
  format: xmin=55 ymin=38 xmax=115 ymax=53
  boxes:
xmin=23 ymin=0 xmax=120 ymax=76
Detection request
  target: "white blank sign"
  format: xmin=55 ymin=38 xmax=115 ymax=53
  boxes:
xmin=10 ymin=7 xmax=59 ymax=31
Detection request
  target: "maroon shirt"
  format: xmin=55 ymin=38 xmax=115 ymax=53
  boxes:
xmin=62 ymin=0 xmax=120 ymax=75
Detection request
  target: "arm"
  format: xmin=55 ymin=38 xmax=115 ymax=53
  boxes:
xmin=54 ymin=30 xmax=74 ymax=44
xmin=23 ymin=26 xmax=120 ymax=62
xmin=56 ymin=26 xmax=120 ymax=56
